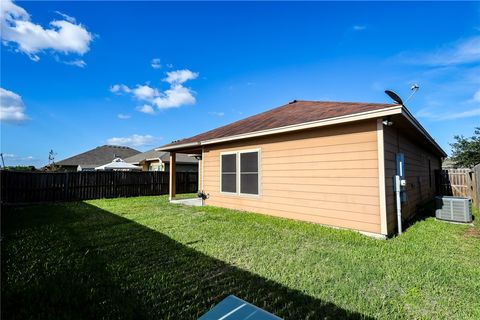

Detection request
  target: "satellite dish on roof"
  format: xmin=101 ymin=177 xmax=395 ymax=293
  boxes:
xmin=384 ymin=90 xmax=404 ymax=105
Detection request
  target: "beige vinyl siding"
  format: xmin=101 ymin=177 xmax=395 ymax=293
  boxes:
xmin=383 ymin=126 xmax=441 ymax=235
xmin=202 ymin=120 xmax=382 ymax=234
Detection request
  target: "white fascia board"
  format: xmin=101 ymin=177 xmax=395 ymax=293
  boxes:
xmin=156 ymin=142 xmax=200 ymax=151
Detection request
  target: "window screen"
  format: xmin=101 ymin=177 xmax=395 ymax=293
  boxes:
xmin=240 ymin=152 xmax=259 ymax=195
xmin=221 ymin=154 xmax=237 ymax=193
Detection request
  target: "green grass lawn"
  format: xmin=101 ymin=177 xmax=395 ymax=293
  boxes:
xmin=2 ymin=196 xmax=479 ymax=319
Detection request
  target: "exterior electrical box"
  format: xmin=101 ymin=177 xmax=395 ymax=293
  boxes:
xmin=435 ymin=196 xmax=472 ymax=223
xmin=395 ymin=153 xmax=407 ymax=202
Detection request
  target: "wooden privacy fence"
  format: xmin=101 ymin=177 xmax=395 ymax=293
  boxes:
xmin=436 ymin=166 xmax=480 ymax=210
xmin=0 ymin=170 xmax=198 ymax=205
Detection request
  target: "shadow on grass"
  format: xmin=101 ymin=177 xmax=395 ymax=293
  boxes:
xmin=399 ymin=200 xmax=436 ymax=233
xmin=2 ymin=202 xmax=372 ymax=319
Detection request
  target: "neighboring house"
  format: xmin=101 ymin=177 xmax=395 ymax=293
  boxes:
xmin=158 ymin=100 xmax=446 ymax=238
xmin=441 ymin=158 xmax=457 ymax=169
xmin=55 ymin=145 xmax=140 ymax=171
xmin=124 ymin=148 xmax=198 ymax=172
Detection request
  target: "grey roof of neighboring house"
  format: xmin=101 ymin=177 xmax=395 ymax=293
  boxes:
xmin=124 ymin=148 xmax=198 ymax=164
xmin=56 ymin=145 xmax=141 ymax=167
xmin=442 ymin=158 xmax=457 ymax=169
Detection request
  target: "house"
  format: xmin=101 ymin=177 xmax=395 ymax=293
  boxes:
xmin=124 ymin=148 xmax=198 ymax=172
xmin=55 ymin=145 xmax=140 ymax=171
xmin=441 ymin=158 xmax=457 ymax=169
xmin=158 ymin=100 xmax=446 ymax=238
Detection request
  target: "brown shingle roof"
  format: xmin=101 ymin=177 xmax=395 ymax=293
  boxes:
xmin=56 ymin=145 xmax=141 ymax=167
xmin=161 ymin=100 xmax=395 ymax=148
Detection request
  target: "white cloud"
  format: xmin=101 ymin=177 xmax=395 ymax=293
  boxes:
xmin=153 ymin=84 xmax=196 ymax=109
xmin=352 ymin=25 xmax=366 ymax=31
xmin=132 ymin=85 xmax=158 ymax=101
xmin=110 ymin=84 xmax=130 ymax=94
xmin=473 ymin=89 xmax=480 ymax=103
xmin=398 ymin=36 xmax=480 ymax=66
xmin=110 ymin=84 xmax=159 ymax=101
xmin=439 ymin=109 xmax=480 ymax=120
xmin=110 ymin=69 xmax=198 ymax=113
xmin=71 ymin=59 xmax=86 ymax=68
xmin=107 ymin=134 xmax=158 ymax=147
xmin=0 ymin=87 xmax=28 ymax=123
xmin=151 ymin=58 xmax=161 ymax=69
xmin=1 ymin=0 xmax=93 ymax=61
xmin=164 ymin=69 xmax=199 ymax=84
xmin=61 ymin=59 xmax=86 ymax=68
xmin=209 ymin=111 xmax=225 ymax=117
xmin=416 ymin=107 xmax=480 ymax=121
xmin=54 ymin=11 xmax=76 ymax=23
xmin=2 ymin=153 xmax=16 ymax=158
xmin=0 ymin=153 xmax=38 ymax=166
xmin=117 ymin=113 xmax=131 ymax=119
xmin=136 ymin=104 xmax=155 ymax=114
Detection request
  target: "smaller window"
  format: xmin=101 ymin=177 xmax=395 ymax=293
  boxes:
xmin=240 ymin=152 xmax=259 ymax=195
xmin=221 ymin=154 xmax=237 ymax=193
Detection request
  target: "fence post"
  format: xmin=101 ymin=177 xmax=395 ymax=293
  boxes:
xmin=64 ymin=172 xmax=69 ymax=201
xmin=473 ymin=164 xmax=480 ymax=210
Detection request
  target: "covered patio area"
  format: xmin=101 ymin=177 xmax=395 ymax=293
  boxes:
xmin=162 ymin=148 xmax=203 ymax=206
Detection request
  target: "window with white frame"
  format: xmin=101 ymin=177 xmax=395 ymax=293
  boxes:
xmin=221 ymin=150 xmax=260 ymax=195
xmin=221 ymin=154 xmax=237 ymax=193
xmin=240 ymin=152 xmax=259 ymax=195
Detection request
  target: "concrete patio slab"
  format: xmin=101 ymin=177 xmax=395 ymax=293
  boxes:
xmin=170 ymin=198 xmax=203 ymax=206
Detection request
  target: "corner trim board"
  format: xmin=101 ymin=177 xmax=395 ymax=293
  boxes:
xmin=377 ymin=119 xmax=388 ymax=235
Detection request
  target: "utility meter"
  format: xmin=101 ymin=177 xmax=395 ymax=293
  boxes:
xmin=394 ymin=153 xmax=407 ymax=202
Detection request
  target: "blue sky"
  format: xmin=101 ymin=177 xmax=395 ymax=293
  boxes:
xmin=1 ymin=1 xmax=479 ymax=167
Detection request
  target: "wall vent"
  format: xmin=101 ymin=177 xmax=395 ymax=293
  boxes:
xmin=435 ymin=196 xmax=472 ymax=223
